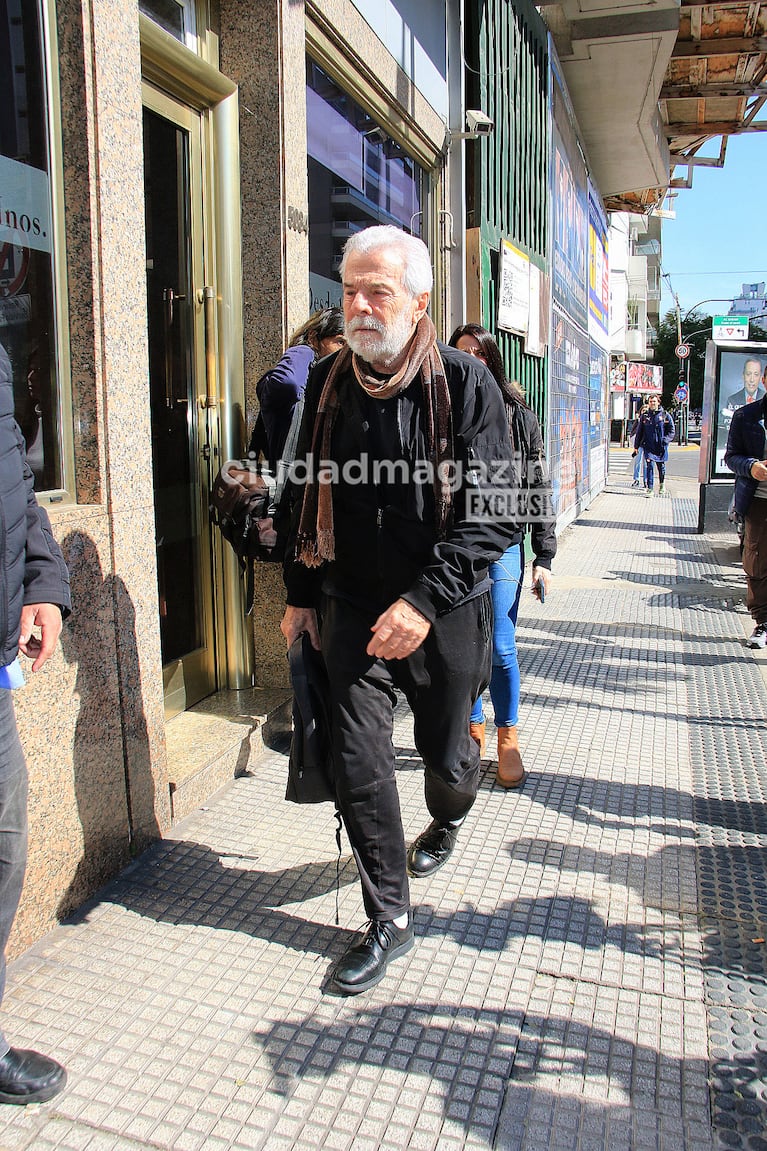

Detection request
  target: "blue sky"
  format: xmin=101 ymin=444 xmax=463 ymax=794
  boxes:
xmin=659 ymin=132 xmax=767 ymax=324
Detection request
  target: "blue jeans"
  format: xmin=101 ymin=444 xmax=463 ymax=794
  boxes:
xmin=470 ymin=543 xmax=523 ymax=728
xmin=645 ymin=457 xmax=666 ymax=488
xmin=0 ymin=692 xmax=28 ymax=1058
xmin=633 ymin=448 xmax=645 ymax=482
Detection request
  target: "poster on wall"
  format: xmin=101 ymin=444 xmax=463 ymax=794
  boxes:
xmin=550 ymin=54 xmax=588 ymax=332
xmin=497 ymin=239 xmax=530 ymax=336
xmin=589 ymin=342 xmax=609 ymax=492
xmin=626 ymin=363 xmax=662 ymax=394
xmin=549 ymin=309 xmax=590 ymax=518
xmin=525 ymin=263 xmax=546 ymax=358
xmin=588 ymin=187 xmax=609 ymax=349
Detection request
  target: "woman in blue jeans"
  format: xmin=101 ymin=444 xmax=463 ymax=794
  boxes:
xmin=449 ymin=325 xmax=556 ymax=787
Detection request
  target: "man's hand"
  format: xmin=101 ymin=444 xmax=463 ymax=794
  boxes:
xmin=531 ymin=565 xmax=552 ymax=600
xmin=750 ymin=460 xmax=767 ymax=482
xmin=18 ymin=603 xmax=62 ymax=672
xmin=280 ymin=606 xmax=321 ymax=651
xmin=367 ymin=598 xmax=431 ymax=660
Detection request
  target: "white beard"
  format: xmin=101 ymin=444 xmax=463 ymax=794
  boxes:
xmin=346 ymin=311 xmax=415 ymax=369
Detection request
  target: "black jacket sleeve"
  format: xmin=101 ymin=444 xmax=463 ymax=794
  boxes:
xmin=400 ymin=350 xmax=519 ymax=620
xmin=17 ymin=420 xmax=71 ymax=616
xmin=515 ymin=405 xmax=556 ymax=570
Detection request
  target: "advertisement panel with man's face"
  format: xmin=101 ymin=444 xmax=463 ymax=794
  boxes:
xmin=715 ymin=349 xmax=767 ymax=474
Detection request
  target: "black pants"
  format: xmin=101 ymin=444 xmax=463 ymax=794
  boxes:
xmin=321 ymin=591 xmax=492 ymax=921
xmin=744 ymin=499 xmax=767 ymax=623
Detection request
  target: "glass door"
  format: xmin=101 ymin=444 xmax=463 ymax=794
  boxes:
xmin=143 ymin=88 xmax=217 ymax=717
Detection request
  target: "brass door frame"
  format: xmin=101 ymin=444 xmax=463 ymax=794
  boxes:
xmin=143 ymin=86 xmax=215 ymax=717
xmin=140 ymin=15 xmax=254 ymax=697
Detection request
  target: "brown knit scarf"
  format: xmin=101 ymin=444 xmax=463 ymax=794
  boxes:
xmin=296 ymin=314 xmax=453 ymax=567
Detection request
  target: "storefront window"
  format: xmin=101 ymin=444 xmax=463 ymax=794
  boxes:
xmin=0 ymin=0 xmax=60 ymax=490
xmin=306 ymin=59 xmax=424 ymax=311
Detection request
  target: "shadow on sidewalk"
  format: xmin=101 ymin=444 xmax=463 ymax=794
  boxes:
xmin=68 ymin=843 xmax=361 ymax=958
xmin=248 ymin=1003 xmax=709 ymax=1147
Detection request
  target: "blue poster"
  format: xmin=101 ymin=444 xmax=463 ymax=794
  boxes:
xmin=549 ymin=309 xmax=590 ymax=517
xmin=550 ymin=57 xmax=588 ymax=332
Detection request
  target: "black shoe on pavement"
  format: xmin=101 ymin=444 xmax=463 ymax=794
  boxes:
xmin=407 ymin=817 xmax=465 ymax=878
xmin=0 ymin=1047 xmax=66 ymax=1105
xmin=331 ymin=917 xmax=414 ymax=995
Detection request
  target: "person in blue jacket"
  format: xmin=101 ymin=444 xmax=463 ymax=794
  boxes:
xmin=724 ymin=393 xmax=767 ymax=648
xmin=633 ymin=395 xmax=675 ymax=497
xmin=0 ymin=343 xmax=71 ymax=1103
xmin=250 ymin=309 xmax=345 ymax=468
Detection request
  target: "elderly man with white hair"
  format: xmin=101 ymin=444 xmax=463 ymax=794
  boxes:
xmin=281 ymin=225 xmax=518 ymax=994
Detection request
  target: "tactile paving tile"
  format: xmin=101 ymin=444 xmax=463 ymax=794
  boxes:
xmin=681 ymin=538 xmax=767 ymax=1150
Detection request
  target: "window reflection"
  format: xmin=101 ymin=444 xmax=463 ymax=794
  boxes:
xmin=139 ymin=0 xmax=185 ymax=42
xmin=306 ymin=60 xmax=424 ymax=312
xmin=0 ymin=0 xmax=59 ymax=490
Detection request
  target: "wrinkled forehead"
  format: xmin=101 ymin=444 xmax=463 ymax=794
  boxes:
xmin=343 ymin=247 xmax=407 ymax=286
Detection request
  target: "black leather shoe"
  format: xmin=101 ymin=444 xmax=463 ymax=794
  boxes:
xmin=0 ymin=1047 xmax=66 ymax=1105
xmin=331 ymin=918 xmax=414 ymax=995
xmin=407 ymin=817 xmax=464 ymax=878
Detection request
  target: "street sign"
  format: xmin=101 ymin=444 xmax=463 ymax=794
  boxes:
xmin=675 ymin=343 xmax=690 ymax=359
xmin=712 ymin=315 xmax=749 ymax=343
xmin=674 ymin=384 xmax=689 ymax=403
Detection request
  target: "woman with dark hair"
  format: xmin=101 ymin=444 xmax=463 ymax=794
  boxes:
xmin=250 ymin=308 xmax=345 ymax=467
xmin=448 ymin=323 xmax=556 ymax=787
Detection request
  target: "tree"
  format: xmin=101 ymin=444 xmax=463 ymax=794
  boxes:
xmin=652 ymin=310 xmax=767 ymax=410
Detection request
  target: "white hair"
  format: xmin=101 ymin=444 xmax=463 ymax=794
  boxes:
xmin=339 ymin=225 xmax=433 ymax=296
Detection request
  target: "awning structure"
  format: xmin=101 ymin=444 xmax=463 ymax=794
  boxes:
xmin=661 ymin=1 xmax=767 ymax=192
xmin=539 ymin=1 xmax=767 ymax=210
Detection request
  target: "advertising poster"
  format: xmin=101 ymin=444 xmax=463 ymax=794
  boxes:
xmin=626 ymin=363 xmax=662 ymax=394
xmin=714 ymin=348 xmax=767 ymax=475
xmin=587 ymin=186 xmax=609 ymax=349
xmin=589 ymin=342 xmax=609 ymax=493
xmin=550 ymin=57 xmax=588 ymax=332
xmin=549 ymin=309 xmax=590 ymax=517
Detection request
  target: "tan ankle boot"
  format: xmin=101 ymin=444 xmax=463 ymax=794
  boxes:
xmin=496 ymin=725 xmax=527 ymax=788
xmin=469 ymin=720 xmax=486 ymax=758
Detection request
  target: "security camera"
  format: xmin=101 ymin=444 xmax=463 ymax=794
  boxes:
xmin=466 ymin=109 xmax=494 ymax=136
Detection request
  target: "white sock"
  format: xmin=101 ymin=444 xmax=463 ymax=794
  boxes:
xmin=392 ymin=913 xmax=409 ymax=929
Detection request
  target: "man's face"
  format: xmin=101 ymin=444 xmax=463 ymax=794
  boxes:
xmin=743 ymin=360 xmax=762 ymax=396
xmin=648 ymin=396 xmax=659 ymax=411
xmin=342 ymin=248 xmax=429 ymax=369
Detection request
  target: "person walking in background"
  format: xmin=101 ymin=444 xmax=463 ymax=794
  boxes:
xmin=448 ymin=323 xmax=555 ymax=789
xmin=250 ymin=308 xmax=345 ymax=468
xmin=724 ymin=392 xmax=767 ymax=648
xmin=281 ymin=227 xmax=516 ymax=995
xmin=0 ymin=344 xmax=71 ymax=1103
xmin=633 ymin=394 xmax=674 ymax=497
xmin=630 ymin=402 xmax=648 ymax=487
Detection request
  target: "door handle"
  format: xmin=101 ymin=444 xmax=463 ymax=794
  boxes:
xmin=162 ymin=287 xmax=186 ymax=407
xmin=202 ymin=285 xmax=217 ymax=408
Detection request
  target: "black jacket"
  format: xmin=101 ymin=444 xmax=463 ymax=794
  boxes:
xmin=508 ymin=400 xmax=556 ymax=570
xmin=634 ymin=406 xmax=675 ymax=461
xmin=283 ymin=342 xmax=518 ymax=621
xmin=724 ymin=394 xmax=767 ymax=517
xmin=0 ymin=345 xmax=71 ymax=668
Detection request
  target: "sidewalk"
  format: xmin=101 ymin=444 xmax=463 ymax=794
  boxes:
xmin=3 ymin=455 xmax=766 ymax=1151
